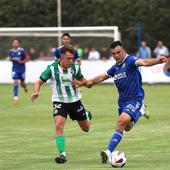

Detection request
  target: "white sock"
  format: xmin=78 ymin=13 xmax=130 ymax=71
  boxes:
xmin=14 ymin=96 xmax=18 ymax=100
xmin=140 ymin=104 xmax=145 ymax=116
xmin=105 ymin=149 xmax=111 ymax=157
xmin=60 ymin=151 xmax=66 ymax=156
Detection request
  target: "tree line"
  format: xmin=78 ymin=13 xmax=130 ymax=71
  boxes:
xmin=0 ymin=0 xmax=169 ymax=56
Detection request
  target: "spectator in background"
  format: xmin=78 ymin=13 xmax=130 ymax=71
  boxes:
xmin=83 ymin=47 xmax=90 ymax=59
xmin=54 ymin=33 xmax=81 ymax=65
xmin=29 ymin=47 xmax=38 ymax=60
xmin=75 ymin=44 xmax=84 ymax=59
xmin=38 ymin=50 xmax=50 ymax=60
xmin=154 ymin=41 xmax=169 ymax=58
xmin=137 ymin=41 xmax=151 ymax=59
xmin=48 ymin=47 xmax=56 ymax=59
xmin=88 ymin=47 xmax=100 ymax=60
xmin=100 ymin=47 xmax=110 ymax=60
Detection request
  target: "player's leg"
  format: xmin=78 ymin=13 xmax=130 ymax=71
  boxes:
xmin=20 ymin=72 xmax=28 ymax=92
xmin=77 ymin=110 xmax=92 ymax=132
xmin=100 ymin=112 xmax=131 ymax=163
xmin=13 ymin=79 xmax=19 ymax=104
xmin=68 ymin=100 xmax=92 ymax=132
xmin=53 ymin=102 xmax=68 ymax=163
xmin=54 ymin=115 xmax=67 ymax=163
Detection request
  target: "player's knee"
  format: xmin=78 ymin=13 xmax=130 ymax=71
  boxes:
xmin=55 ymin=122 xmax=64 ymax=132
xmin=82 ymin=126 xmax=90 ymax=132
xmin=116 ymin=119 xmax=126 ymax=130
xmin=81 ymin=124 xmax=90 ymax=132
xmin=125 ymin=122 xmax=133 ymax=131
xmin=125 ymin=126 xmax=131 ymax=131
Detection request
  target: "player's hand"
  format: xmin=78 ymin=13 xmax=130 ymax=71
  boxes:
xmin=72 ymin=79 xmax=86 ymax=88
xmin=17 ymin=60 xmax=24 ymax=64
xmin=159 ymin=56 xmax=168 ymax=63
xmin=85 ymin=80 xmax=94 ymax=88
xmin=30 ymin=92 xmax=39 ymax=102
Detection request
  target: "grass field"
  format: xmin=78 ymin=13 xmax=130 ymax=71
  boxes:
xmin=0 ymin=84 xmax=170 ymax=170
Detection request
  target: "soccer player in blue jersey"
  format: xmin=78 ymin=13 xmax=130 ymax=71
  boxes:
xmin=7 ymin=39 xmax=30 ymax=104
xmin=54 ymin=33 xmax=81 ymax=65
xmin=85 ymin=41 xmax=167 ymax=164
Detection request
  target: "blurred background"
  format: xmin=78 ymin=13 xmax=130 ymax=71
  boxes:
xmin=0 ymin=0 xmax=169 ymax=60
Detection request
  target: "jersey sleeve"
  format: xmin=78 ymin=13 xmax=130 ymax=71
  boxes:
xmin=75 ymin=66 xmax=83 ymax=79
xmin=55 ymin=48 xmax=61 ymax=59
xmin=8 ymin=51 xmax=11 ymax=57
xmin=127 ymin=56 xmax=138 ymax=67
xmin=74 ymin=50 xmax=80 ymax=60
xmin=106 ymin=65 xmax=116 ymax=77
xmin=22 ymin=49 xmax=27 ymax=59
xmin=40 ymin=66 xmax=51 ymax=82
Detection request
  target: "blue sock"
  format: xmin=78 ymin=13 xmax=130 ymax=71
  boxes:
xmin=133 ymin=111 xmax=142 ymax=124
xmin=107 ymin=130 xmax=123 ymax=152
xmin=13 ymin=83 xmax=19 ymax=97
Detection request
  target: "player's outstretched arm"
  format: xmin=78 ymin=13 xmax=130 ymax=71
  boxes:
xmin=30 ymin=79 xmax=44 ymax=102
xmin=72 ymin=77 xmax=87 ymax=88
xmin=136 ymin=56 xmax=167 ymax=67
xmin=86 ymin=74 xmax=110 ymax=88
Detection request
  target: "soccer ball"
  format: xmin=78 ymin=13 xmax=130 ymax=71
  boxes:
xmin=109 ymin=151 xmax=126 ymax=168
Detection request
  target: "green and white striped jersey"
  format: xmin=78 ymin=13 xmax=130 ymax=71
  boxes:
xmin=40 ymin=61 xmax=83 ymax=103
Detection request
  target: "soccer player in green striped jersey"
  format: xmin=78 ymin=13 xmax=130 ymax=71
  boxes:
xmin=30 ymin=45 xmax=91 ymax=164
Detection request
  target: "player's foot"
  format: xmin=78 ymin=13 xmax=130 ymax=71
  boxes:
xmin=24 ymin=88 xmax=28 ymax=93
xmin=100 ymin=150 xmax=108 ymax=164
xmin=55 ymin=154 xmax=67 ymax=164
xmin=142 ymin=104 xmax=150 ymax=119
xmin=86 ymin=110 xmax=92 ymax=120
xmin=13 ymin=97 xmax=19 ymax=105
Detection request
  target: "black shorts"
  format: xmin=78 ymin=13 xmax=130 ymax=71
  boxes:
xmin=53 ymin=100 xmax=87 ymax=121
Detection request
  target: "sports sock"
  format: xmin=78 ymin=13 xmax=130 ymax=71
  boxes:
xmin=133 ymin=111 xmax=142 ymax=124
xmin=13 ymin=83 xmax=19 ymax=97
xmin=85 ymin=111 xmax=90 ymax=120
xmin=107 ymin=130 xmax=123 ymax=152
xmin=56 ymin=136 xmax=65 ymax=153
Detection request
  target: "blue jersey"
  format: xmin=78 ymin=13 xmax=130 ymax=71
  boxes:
xmin=107 ymin=55 xmax=144 ymax=104
xmin=54 ymin=46 xmax=79 ymax=60
xmin=8 ymin=47 xmax=27 ymax=72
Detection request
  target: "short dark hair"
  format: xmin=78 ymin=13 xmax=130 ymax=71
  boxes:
xmin=110 ymin=41 xmax=122 ymax=49
xmin=12 ymin=38 xmax=20 ymax=43
xmin=61 ymin=45 xmax=74 ymax=54
xmin=62 ymin=33 xmax=71 ymax=38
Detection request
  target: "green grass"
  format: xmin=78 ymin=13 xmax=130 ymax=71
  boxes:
xmin=0 ymin=84 xmax=170 ymax=170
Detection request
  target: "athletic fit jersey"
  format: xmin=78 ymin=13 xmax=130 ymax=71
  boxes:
xmin=8 ymin=47 xmax=27 ymax=72
xmin=106 ymin=55 xmax=144 ymax=103
xmin=54 ymin=46 xmax=79 ymax=60
xmin=40 ymin=61 xmax=83 ymax=103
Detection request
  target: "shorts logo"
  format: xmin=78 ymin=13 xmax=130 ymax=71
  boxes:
xmin=77 ymin=105 xmax=83 ymax=112
xmin=53 ymin=109 xmax=58 ymax=115
xmin=70 ymin=70 xmax=74 ymax=75
xmin=54 ymin=103 xmax=62 ymax=109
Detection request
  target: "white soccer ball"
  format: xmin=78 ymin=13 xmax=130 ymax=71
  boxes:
xmin=109 ymin=151 xmax=126 ymax=168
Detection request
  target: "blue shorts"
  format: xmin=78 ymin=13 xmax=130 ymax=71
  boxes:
xmin=118 ymin=99 xmax=143 ymax=122
xmin=12 ymin=71 xmax=25 ymax=80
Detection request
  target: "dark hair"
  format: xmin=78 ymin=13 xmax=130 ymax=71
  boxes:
xmin=61 ymin=45 xmax=74 ymax=54
xmin=110 ymin=41 xmax=122 ymax=49
xmin=12 ymin=38 xmax=20 ymax=43
xmin=62 ymin=33 xmax=71 ymax=38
